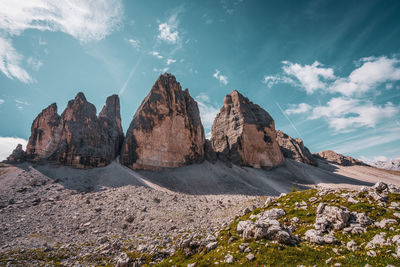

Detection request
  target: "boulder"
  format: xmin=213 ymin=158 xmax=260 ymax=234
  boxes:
xmin=210 ymin=90 xmax=284 ymax=168
xmin=276 ymin=130 xmax=317 ymax=166
xmin=120 ymin=73 xmax=205 ymax=170
xmin=314 ymin=205 xmax=351 ymax=232
xmin=26 ymin=93 xmax=124 ymax=168
xmin=5 ymin=144 xmax=26 ymax=163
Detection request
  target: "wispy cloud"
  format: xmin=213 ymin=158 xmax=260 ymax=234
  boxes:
xmin=285 ymin=103 xmax=312 ymax=115
xmin=0 ymin=0 xmax=123 ymax=83
xmin=157 ymin=7 xmax=183 ymax=45
xmin=15 ymin=99 xmax=29 ymax=110
xmin=153 ymin=67 xmax=169 ymax=73
xmin=127 ymin=39 xmax=140 ymax=49
xmin=27 ymin=57 xmax=43 ymax=71
xmin=195 ymin=92 xmax=220 ymax=139
xmin=0 ymin=99 xmax=4 ymax=104
xmin=213 ymin=69 xmax=228 ymax=85
xmin=329 ymin=128 xmax=400 ymax=154
xmin=166 ymin=59 xmax=176 ymax=65
xmin=0 ymin=37 xmax=33 ymax=83
xmin=149 ymin=51 xmax=163 ymax=59
xmin=310 ymin=97 xmax=398 ymax=132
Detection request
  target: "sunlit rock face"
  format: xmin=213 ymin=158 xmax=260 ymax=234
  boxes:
xmin=314 ymin=150 xmax=368 ymax=167
xmin=26 ymin=93 xmax=124 ymax=168
xmin=276 ymin=130 xmax=317 ymax=166
xmin=210 ymin=90 xmax=284 ymax=168
xmin=120 ymin=73 xmax=205 ymax=170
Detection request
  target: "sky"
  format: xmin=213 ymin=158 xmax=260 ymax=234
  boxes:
xmin=0 ymin=0 xmax=400 ymax=162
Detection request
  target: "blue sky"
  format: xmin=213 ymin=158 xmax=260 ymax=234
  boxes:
xmin=0 ymin=0 xmax=400 ymax=162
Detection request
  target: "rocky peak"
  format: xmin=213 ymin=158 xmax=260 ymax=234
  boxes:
xmin=314 ymin=150 xmax=368 ymax=166
xmin=120 ymin=74 xmax=205 ymax=170
xmin=26 ymin=93 xmax=123 ymax=168
xmin=211 ymin=90 xmax=284 ymax=168
xmin=62 ymin=92 xmax=97 ymax=122
xmin=276 ymin=130 xmax=317 ymax=166
xmin=5 ymin=144 xmax=26 ymax=163
xmin=26 ymin=103 xmax=62 ymax=161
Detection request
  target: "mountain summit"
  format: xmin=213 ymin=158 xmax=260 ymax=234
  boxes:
xmin=120 ymin=73 xmax=205 ymax=170
xmin=211 ymin=90 xmax=284 ymax=168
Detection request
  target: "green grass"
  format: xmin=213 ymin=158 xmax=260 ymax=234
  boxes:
xmin=2 ymin=188 xmax=400 ymax=267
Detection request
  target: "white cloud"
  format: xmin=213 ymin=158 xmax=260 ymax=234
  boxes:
xmin=310 ymin=97 xmax=398 ymax=131
xmin=330 ymin=129 xmax=400 ymax=154
xmin=282 ymin=61 xmax=335 ymax=94
xmin=213 ymin=69 xmax=228 ymax=85
xmin=0 ymin=137 xmax=28 ymax=161
xmin=15 ymin=99 xmax=29 ymax=110
xmin=158 ymin=23 xmax=179 ymax=44
xmin=285 ymin=103 xmax=312 ymax=115
xmin=153 ymin=67 xmax=169 ymax=73
xmin=166 ymin=59 xmax=176 ymax=65
xmin=27 ymin=57 xmax=43 ymax=71
xmin=128 ymin=39 xmax=140 ymax=49
xmin=0 ymin=99 xmax=4 ymax=104
xmin=195 ymin=93 xmax=219 ymax=135
xmin=265 ymin=56 xmax=400 ymax=96
xmin=149 ymin=51 xmax=163 ymax=59
xmin=0 ymin=37 xmax=34 ymax=83
xmin=0 ymin=0 xmax=122 ymax=83
xmin=157 ymin=6 xmax=183 ymax=45
xmin=330 ymin=56 xmax=400 ymax=96
xmin=0 ymin=0 xmax=122 ymax=42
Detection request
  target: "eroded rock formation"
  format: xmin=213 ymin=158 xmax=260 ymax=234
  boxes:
xmin=120 ymin=73 xmax=205 ymax=170
xmin=276 ymin=130 xmax=317 ymax=166
xmin=26 ymin=93 xmax=124 ymax=168
xmin=5 ymin=144 xmax=26 ymax=163
xmin=210 ymin=90 xmax=284 ymax=168
xmin=314 ymin=150 xmax=368 ymax=166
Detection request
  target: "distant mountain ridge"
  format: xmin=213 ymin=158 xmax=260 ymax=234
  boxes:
xmin=370 ymin=159 xmax=400 ymax=171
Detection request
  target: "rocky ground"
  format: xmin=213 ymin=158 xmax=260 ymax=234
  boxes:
xmin=1 ymin=161 xmax=400 ymax=266
xmin=162 ymin=181 xmax=400 ymax=267
xmin=0 ymin=163 xmax=263 ymax=266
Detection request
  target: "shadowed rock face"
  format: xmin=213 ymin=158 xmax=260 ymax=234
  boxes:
xmin=210 ymin=90 xmax=284 ymax=168
xmin=26 ymin=103 xmax=63 ymax=161
xmin=5 ymin=144 xmax=26 ymax=163
xmin=26 ymin=93 xmax=124 ymax=168
xmin=120 ymin=73 xmax=205 ymax=170
xmin=314 ymin=150 xmax=368 ymax=166
xmin=276 ymin=130 xmax=317 ymax=166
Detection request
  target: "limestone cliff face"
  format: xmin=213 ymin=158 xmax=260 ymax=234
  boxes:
xmin=120 ymin=73 xmax=205 ymax=170
xmin=26 ymin=103 xmax=63 ymax=161
xmin=26 ymin=93 xmax=124 ymax=168
xmin=210 ymin=90 xmax=284 ymax=168
xmin=314 ymin=150 xmax=368 ymax=166
xmin=276 ymin=130 xmax=317 ymax=166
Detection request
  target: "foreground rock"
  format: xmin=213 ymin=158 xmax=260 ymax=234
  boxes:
xmin=210 ymin=90 xmax=284 ymax=168
xmin=314 ymin=150 xmax=368 ymax=166
xmin=120 ymin=73 xmax=205 ymax=170
xmin=5 ymin=144 xmax=26 ymax=163
xmin=276 ymin=130 xmax=316 ymax=166
xmin=25 ymin=93 xmax=124 ymax=168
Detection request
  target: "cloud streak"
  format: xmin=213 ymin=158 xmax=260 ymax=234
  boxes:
xmin=0 ymin=0 xmax=123 ymax=83
xmin=213 ymin=70 xmax=228 ymax=85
